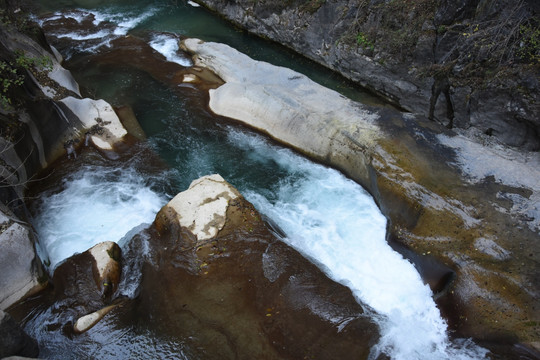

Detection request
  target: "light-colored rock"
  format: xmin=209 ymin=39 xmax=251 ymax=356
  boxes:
xmin=182 ymin=38 xmax=380 ymax=161
xmin=0 ymin=221 xmax=44 ymax=310
xmin=183 ymin=73 xmax=198 ymax=83
xmin=164 ymin=174 xmax=240 ymax=242
xmin=47 ymin=62 xmax=81 ymax=97
xmin=73 ymin=304 xmax=116 ymax=334
xmin=180 ymin=37 xmax=540 ymax=348
xmin=88 ymin=241 xmax=121 ymax=296
xmin=60 ymin=97 xmax=128 ymax=150
xmin=115 ymin=105 xmax=146 ymax=141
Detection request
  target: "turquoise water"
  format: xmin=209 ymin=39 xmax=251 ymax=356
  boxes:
xmin=29 ymin=1 xmax=488 ymax=359
xmin=35 ymin=0 xmax=384 ymax=105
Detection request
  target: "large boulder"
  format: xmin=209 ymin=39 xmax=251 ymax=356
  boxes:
xmin=147 ymin=174 xmax=380 ymax=359
xmin=8 ymin=175 xmax=380 ymax=358
xmin=181 ymin=38 xmax=540 ymax=351
xmin=50 ymin=241 xmax=121 ymax=334
xmin=0 ymin=211 xmax=45 ymax=311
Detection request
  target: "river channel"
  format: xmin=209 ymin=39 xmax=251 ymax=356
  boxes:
xmin=20 ymin=1 xmax=490 ymax=359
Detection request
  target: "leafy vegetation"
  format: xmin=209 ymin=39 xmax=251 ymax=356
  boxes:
xmin=518 ymin=21 xmax=540 ymax=64
xmin=0 ymin=51 xmax=52 ymax=108
xmin=356 ymin=32 xmax=374 ymax=50
xmin=338 ymin=0 xmax=437 ymax=60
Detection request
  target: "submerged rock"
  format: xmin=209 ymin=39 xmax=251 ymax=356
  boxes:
xmin=73 ymin=304 xmax=117 ymax=334
xmin=181 ymin=38 xmax=540 ymax=351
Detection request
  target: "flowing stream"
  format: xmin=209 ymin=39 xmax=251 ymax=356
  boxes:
xmin=29 ymin=1 xmax=489 ymax=359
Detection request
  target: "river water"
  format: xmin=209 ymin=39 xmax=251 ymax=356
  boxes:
xmin=27 ymin=1 xmax=489 ymax=359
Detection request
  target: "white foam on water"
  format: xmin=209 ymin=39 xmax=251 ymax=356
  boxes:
xmin=149 ymin=33 xmax=193 ymax=67
xmin=53 ymin=29 xmax=111 ymax=41
xmin=227 ymin=130 xmax=488 ymax=360
xmin=40 ymin=6 xmax=159 ymax=54
xmin=34 ymin=165 xmax=167 ymax=272
xmin=85 ymin=7 xmax=158 ymax=36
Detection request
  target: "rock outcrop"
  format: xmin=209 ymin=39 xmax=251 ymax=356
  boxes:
xmin=0 ymin=208 xmax=44 ymax=311
xmin=146 ymin=174 xmax=380 ymax=359
xmin=195 ymin=0 xmax=540 ymax=150
xmin=181 ymin=38 xmax=540 ymax=351
xmin=10 ymin=175 xmax=380 ymax=358
xmin=0 ymin=9 xmax=131 ymax=309
xmin=50 ymin=241 xmax=121 ymax=333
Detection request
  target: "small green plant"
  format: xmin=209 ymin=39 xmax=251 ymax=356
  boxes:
xmin=518 ymin=22 xmax=540 ymax=64
xmin=437 ymin=25 xmax=447 ymax=34
xmin=0 ymin=51 xmax=52 ymax=108
xmin=356 ymin=32 xmax=374 ymax=50
xmin=0 ymin=61 xmax=24 ymax=107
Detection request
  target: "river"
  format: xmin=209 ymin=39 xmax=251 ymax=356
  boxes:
xmin=24 ymin=1 xmax=489 ymax=359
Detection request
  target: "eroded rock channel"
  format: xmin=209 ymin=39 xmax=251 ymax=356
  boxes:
xmin=1 ymin=1 xmax=539 ymax=359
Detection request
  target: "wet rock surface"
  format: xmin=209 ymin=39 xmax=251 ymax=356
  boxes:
xmin=5 ymin=6 xmax=537 ymax=358
xmin=11 ymin=170 xmax=380 ymax=359
xmin=138 ymin=176 xmax=380 ymax=360
xmin=182 ymin=38 xmax=540 ymax=353
xmin=0 ymin=211 xmax=45 ymax=311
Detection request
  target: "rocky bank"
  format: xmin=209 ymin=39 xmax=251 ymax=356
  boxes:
xmin=181 ymin=37 xmax=539 ymax=353
xmin=195 ymin=0 xmax=540 ymax=150
xmin=0 ymin=1 xmax=538 ymax=358
xmin=0 ymin=4 xmax=133 ymax=357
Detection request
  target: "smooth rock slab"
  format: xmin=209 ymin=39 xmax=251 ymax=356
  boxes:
xmin=0 ymin=220 xmax=44 ymax=311
xmin=181 ymin=38 xmax=381 ymax=161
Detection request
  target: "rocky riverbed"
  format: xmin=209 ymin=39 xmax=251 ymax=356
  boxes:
xmin=180 ymin=38 xmax=540 ymax=353
xmin=0 ymin=1 xmax=539 ymax=358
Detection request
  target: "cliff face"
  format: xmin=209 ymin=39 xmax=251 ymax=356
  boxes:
xmin=196 ymin=0 xmax=540 ymax=150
